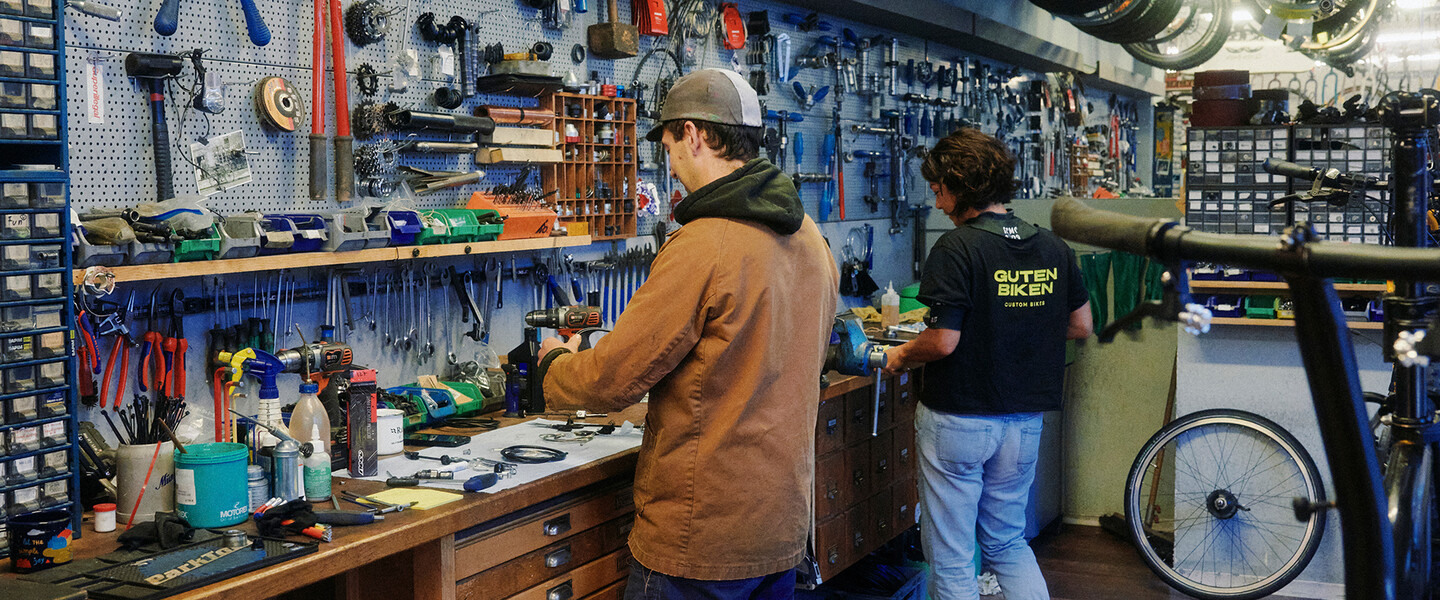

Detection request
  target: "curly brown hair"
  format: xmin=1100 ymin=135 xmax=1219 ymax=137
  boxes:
xmin=920 ymin=128 xmax=1016 ymax=215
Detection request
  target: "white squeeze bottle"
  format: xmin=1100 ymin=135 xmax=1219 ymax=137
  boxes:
xmin=303 ymin=423 xmax=332 ymax=501
xmin=881 ymin=282 xmax=900 ymax=331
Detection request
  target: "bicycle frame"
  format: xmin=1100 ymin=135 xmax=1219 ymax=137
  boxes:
xmin=1051 ymin=91 xmax=1440 ymax=600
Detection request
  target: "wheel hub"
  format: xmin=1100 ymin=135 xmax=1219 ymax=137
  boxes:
xmin=1206 ymin=489 xmax=1241 ymax=519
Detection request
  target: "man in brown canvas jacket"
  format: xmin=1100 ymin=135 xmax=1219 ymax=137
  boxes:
xmin=536 ymin=69 xmax=840 ymax=600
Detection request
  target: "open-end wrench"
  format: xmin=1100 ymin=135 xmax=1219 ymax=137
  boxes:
xmin=446 ymin=266 xmax=484 ymax=341
xmin=422 ymin=265 xmax=436 ymax=358
xmin=439 ymin=268 xmax=453 ymax=350
xmin=483 ymin=259 xmax=499 ymax=342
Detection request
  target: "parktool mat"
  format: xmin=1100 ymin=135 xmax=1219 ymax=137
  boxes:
xmin=339 ymin=417 xmax=643 ymax=494
xmin=21 ymin=533 xmax=316 ymax=599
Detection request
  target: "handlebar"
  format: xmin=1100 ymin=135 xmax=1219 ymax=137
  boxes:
xmin=1051 ymin=196 xmax=1440 ymax=281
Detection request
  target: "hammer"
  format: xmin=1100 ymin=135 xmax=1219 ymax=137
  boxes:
xmin=125 ymin=53 xmax=183 ymax=202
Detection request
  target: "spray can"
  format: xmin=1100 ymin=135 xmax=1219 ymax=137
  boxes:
xmin=247 ymin=464 xmax=268 ymax=511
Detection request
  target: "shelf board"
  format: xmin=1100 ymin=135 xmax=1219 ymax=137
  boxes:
xmin=1189 ymin=280 xmax=1386 ymax=293
xmin=72 ymin=236 xmax=593 ymax=284
xmin=1210 ymin=316 xmax=1384 ymax=330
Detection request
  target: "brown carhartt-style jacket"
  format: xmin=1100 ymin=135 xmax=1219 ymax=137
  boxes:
xmin=543 ymin=162 xmax=838 ymax=579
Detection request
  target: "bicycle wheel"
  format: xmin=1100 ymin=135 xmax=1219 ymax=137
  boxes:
xmin=1124 ymin=0 xmax=1232 ymax=71
xmin=1124 ymin=409 xmax=1327 ymax=600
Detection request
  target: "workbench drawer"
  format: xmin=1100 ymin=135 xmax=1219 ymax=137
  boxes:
xmin=871 ymin=490 xmax=894 ymax=545
xmin=893 ymin=371 xmax=917 ymax=425
xmin=844 ymin=389 xmax=875 ymax=444
xmin=845 ymin=440 xmax=872 ymax=503
xmin=894 ymin=419 xmax=915 ymax=479
xmin=893 ymin=479 xmax=918 ymax=532
xmin=814 ymin=514 xmax=846 ymax=576
xmin=816 ymin=394 xmax=844 ymax=456
xmin=455 ymin=482 xmax=634 ymax=579
xmin=815 ymin=449 xmax=847 ymax=521
xmin=506 ymin=547 xmax=631 ymax=600
xmin=581 ymin=577 xmax=628 ymax=600
xmin=457 ymin=515 xmax=633 ymax=600
xmin=871 ymin=429 xmax=894 ymax=489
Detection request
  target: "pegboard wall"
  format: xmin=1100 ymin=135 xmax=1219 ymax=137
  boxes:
xmin=63 ymin=0 xmax=1148 ymax=219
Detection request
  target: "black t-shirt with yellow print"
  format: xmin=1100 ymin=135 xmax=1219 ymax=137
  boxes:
xmin=917 ymin=210 xmax=1089 ymax=414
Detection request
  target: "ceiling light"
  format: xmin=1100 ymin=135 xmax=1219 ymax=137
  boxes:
xmin=1395 ymin=0 xmax=1431 ymax=9
xmin=1232 ymin=8 xmax=1253 ymax=21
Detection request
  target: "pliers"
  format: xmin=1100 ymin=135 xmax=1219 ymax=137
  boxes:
xmin=139 ymin=288 xmax=166 ymax=399
xmin=76 ymin=311 xmax=99 ymax=405
xmin=164 ymin=289 xmax=187 ymax=400
xmin=99 ymin=292 xmax=136 ymax=408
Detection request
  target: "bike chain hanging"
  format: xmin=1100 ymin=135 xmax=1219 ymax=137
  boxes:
xmin=345 ymin=0 xmax=391 ymax=47
xmin=351 ymin=100 xmax=391 ymax=140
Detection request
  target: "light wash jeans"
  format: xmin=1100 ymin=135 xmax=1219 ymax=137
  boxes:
xmin=915 ymin=404 xmax=1049 ymax=600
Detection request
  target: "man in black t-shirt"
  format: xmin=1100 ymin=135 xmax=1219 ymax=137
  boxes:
xmin=883 ymin=129 xmax=1091 ymax=600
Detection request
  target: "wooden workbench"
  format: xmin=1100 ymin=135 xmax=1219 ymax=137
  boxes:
xmin=4 ymin=373 xmax=911 ymax=599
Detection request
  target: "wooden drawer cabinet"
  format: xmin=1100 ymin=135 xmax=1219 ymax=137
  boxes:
xmin=816 ymin=450 xmax=847 ymax=521
xmin=452 ymin=480 xmax=635 ymax=600
xmin=458 ymin=515 xmax=633 ymax=600
xmin=817 ymin=395 xmax=845 ymax=456
xmin=505 ymin=548 xmax=631 ymax=600
xmin=807 ymin=372 xmax=921 ymax=584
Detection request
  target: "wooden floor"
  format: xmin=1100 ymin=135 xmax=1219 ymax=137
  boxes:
xmin=1025 ymin=524 xmax=1313 ymax=600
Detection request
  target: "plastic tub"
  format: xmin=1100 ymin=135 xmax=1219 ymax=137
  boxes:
xmin=73 ymin=228 xmax=127 ymax=267
xmin=277 ymin=214 xmax=328 ymax=252
xmin=173 ymin=442 xmax=250 ymax=528
xmin=256 ymin=215 xmax=298 ymax=254
xmin=172 ymin=224 xmax=221 ymax=262
xmin=6 ymin=509 xmax=72 ymax=573
xmin=126 ymin=240 xmax=172 ymax=265
xmin=115 ymin=441 xmax=175 ymax=526
xmin=378 ymin=208 xmax=423 ymax=246
xmin=217 ymin=215 xmax=262 ymax=259
xmin=321 ymin=211 xmax=371 ymax=252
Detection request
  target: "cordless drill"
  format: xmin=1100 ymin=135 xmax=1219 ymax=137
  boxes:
xmin=510 ymin=306 xmax=605 ymax=416
xmin=524 ymin=305 xmax=603 ymax=338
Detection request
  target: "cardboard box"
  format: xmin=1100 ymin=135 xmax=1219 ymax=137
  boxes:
xmin=474 ymin=147 xmax=564 ymax=164
xmin=479 ymin=126 xmax=557 ymax=147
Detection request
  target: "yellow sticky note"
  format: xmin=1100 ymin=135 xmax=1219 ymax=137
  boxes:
xmin=367 ymin=488 xmax=463 ymax=510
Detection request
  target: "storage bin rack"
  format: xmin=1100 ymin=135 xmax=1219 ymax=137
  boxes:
xmin=1185 ymin=124 xmax=1390 ymax=244
xmin=542 ymin=93 xmax=638 ymax=241
xmin=0 ymin=0 xmax=79 ymax=557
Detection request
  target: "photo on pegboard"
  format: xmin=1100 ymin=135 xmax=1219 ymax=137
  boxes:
xmin=190 ymin=130 xmax=253 ymax=196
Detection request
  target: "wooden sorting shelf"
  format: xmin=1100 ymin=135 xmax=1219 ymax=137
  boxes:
xmin=542 ymin=92 xmax=639 ymax=241
xmin=1189 ymin=280 xmax=1387 ymax=293
xmin=71 ymin=235 xmax=593 ymax=284
xmin=1210 ymin=317 xmax=1384 ymax=330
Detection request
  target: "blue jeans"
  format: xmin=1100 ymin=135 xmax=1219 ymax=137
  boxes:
xmin=915 ymin=405 xmax=1049 ymax=600
xmin=622 ymin=558 xmax=796 ymax=600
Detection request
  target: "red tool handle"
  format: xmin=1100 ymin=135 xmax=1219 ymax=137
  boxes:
xmin=113 ymin=341 xmax=130 ymax=409
xmin=100 ymin=339 xmax=121 ymax=407
xmin=173 ymin=339 xmax=187 ymax=395
xmin=837 ymin=161 xmax=846 ymax=220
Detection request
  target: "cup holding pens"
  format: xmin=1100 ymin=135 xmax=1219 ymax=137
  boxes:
xmin=115 ymin=441 xmax=175 ymax=527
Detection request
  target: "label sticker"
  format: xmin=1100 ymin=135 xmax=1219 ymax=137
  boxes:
xmin=85 ymin=60 xmax=104 ymax=124
xmin=175 ymin=468 xmax=196 ymax=505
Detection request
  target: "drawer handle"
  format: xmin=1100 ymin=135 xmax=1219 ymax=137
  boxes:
xmin=877 ymin=459 xmax=888 ymax=474
xmin=877 ymin=519 xmax=888 ymax=532
xmin=545 ymin=545 xmax=572 ymax=568
xmin=852 ymin=469 xmax=866 ymax=486
xmin=852 ymin=532 xmax=864 ymax=548
xmin=543 ymin=514 xmax=571 ymax=537
xmin=899 ymin=448 xmax=910 ymax=463
xmin=825 ymin=484 xmax=838 ymax=500
xmin=547 ymin=581 xmax=574 ymax=600
xmin=852 ymin=408 xmax=866 ymax=423
xmin=827 ymin=548 xmax=840 ymax=564
xmin=825 ymin=418 xmax=839 ymax=436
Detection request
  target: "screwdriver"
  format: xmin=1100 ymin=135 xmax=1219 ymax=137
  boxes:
xmin=313 ymin=510 xmax=383 ymax=525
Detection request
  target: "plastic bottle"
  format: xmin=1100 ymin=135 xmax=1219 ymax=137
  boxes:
xmin=881 ymin=282 xmax=900 ymax=331
xmin=289 ymin=382 xmax=330 ymax=456
xmin=303 ymin=423 xmax=332 ymax=502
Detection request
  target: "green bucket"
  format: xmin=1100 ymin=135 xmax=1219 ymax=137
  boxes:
xmin=173 ymin=442 xmax=250 ymax=528
xmin=899 ymin=283 xmax=926 ymax=314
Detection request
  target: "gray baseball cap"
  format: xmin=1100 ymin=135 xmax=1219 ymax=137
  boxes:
xmin=644 ymin=68 xmax=764 ymax=142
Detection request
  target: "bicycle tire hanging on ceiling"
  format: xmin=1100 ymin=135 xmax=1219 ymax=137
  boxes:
xmin=1028 ymin=0 xmax=1115 ymax=16
xmin=1062 ymin=0 xmax=1188 ymax=45
xmin=1124 ymin=0 xmax=1233 ymax=71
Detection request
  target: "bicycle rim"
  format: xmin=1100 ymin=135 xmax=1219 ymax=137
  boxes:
xmin=1124 ymin=0 xmax=1232 ymax=71
xmin=1125 ymin=409 xmax=1327 ymax=600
